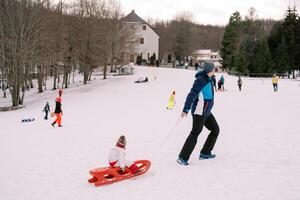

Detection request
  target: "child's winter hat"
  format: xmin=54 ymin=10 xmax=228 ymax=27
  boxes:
xmin=117 ymin=135 xmax=126 ymax=147
xmin=203 ymin=62 xmax=215 ymax=73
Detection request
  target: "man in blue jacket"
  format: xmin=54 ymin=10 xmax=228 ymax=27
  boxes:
xmin=177 ymin=62 xmax=220 ymax=165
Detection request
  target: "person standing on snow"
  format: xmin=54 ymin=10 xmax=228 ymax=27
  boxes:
xmin=177 ymin=62 xmax=220 ymax=165
xmin=220 ymin=75 xmax=225 ymax=91
xmin=211 ymin=75 xmax=217 ymax=92
xmin=51 ymin=96 xmax=63 ymax=127
xmin=272 ymin=74 xmax=279 ymax=92
xmin=237 ymin=76 xmax=242 ymax=91
xmin=167 ymin=91 xmax=176 ymax=109
xmin=43 ymin=102 xmax=50 ymax=120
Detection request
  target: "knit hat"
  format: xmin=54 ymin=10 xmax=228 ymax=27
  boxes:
xmin=116 ymin=135 xmax=126 ymax=147
xmin=203 ymin=62 xmax=215 ymax=74
xmin=59 ymin=89 xmax=63 ymax=97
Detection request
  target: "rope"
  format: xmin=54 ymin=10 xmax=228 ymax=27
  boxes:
xmin=151 ymin=117 xmax=183 ymax=161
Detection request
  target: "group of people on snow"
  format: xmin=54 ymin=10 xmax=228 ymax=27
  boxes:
xmin=42 ymin=89 xmax=63 ymax=128
xmin=40 ymin=63 xmax=282 ymax=173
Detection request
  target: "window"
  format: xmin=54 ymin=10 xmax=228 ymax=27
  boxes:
xmin=143 ymin=25 xmax=147 ymax=30
xmin=140 ymin=38 xmax=144 ymax=44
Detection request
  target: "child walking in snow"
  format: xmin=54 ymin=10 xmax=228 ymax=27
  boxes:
xmin=167 ymin=91 xmax=176 ymax=109
xmin=272 ymin=74 xmax=279 ymax=92
xmin=43 ymin=102 xmax=50 ymax=120
xmin=108 ymin=135 xmax=139 ymax=174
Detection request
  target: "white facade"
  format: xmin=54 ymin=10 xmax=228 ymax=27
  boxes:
xmin=121 ymin=11 xmax=159 ymax=63
xmin=193 ymin=49 xmax=222 ymax=71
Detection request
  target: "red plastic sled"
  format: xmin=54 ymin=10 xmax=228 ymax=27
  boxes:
xmin=88 ymin=160 xmax=151 ymax=187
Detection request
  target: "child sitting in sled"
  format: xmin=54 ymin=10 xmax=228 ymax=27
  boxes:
xmin=108 ymin=135 xmax=139 ymax=174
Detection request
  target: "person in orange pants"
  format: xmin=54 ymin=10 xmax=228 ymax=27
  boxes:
xmin=52 ymin=96 xmax=63 ymax=127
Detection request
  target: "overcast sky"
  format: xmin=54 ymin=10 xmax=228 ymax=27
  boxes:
xmin=120 ymin=0 xmax=300 ymax=25
xmin=58 ymin=0 xmax=300 ymax=25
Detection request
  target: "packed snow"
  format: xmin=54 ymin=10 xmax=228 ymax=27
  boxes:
xmin=1 ymin=66 xmax=300 ymax=200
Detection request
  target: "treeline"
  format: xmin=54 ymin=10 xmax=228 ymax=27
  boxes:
xmin=0 ymin=0 xmax=134 ymax=107
xmin=153 ymin=12 xmax=225 ymax=62
xmin=221 ymin=7 xmax=300 ymax=77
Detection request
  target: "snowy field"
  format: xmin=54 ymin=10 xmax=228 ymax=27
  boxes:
xmin=1 ymin=66 xmax=300 ymax=200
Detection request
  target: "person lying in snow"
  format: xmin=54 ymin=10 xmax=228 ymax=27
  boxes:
xmin=108 ymin=135 xmax=139 ymax=174
xmin=134 ymin=76 xmax=149 ymax=83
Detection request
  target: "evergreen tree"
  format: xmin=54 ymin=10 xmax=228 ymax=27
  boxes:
xmin=282 ymin=6 xmax=299 ymax=78
xmin=268 ymin=22 xmax=290 ymax=74
xmin=234 ymin=44 xmax=249 ymax=74
xmin=252 ymin=38 xmax=274 ymax=74
xmin=220 ymin=11 xmax=243 ymax=70
xmin=295 ymin=12 xmax=300 ymax=73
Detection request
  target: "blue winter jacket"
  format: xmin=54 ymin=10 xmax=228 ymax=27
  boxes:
xmin=182 ymin=71 xmax=214 ymax=116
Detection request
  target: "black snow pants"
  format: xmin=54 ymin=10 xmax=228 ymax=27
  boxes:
xmin=179 ymin=114 xmax=220 ymax=161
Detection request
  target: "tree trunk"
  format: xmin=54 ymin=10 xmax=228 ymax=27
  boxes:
xmin=84 ymin=71 xmax=88 ymax=84
xmin=37 ymin=65 xmax=43 ymax=93
xmin=20 ymin=84 xmax=25 ymax=105
xmin=10 ymin=83 xmax=20 ymax=107
xmin=53 ymin=67 xmax=57 ymax=90
xmin=63 ymin=67 xmax=68 ymax=88
xmin=103 ymin=64 xmax=107 ymax=79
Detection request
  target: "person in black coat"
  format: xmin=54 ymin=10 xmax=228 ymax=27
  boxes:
xmin=43 ymin=102 xmax=50 ymax=120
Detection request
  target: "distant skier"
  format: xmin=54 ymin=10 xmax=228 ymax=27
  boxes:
xmin=43 ymin=102 xmax=50 ymax=120
xmin=237 ymin=76 xmax=242 ymax=91
xmin=51 ymin=96 xmax=63 ymax=127
xmin=220 ymin=75 xmax=225 ymax=91
xmin=217 ymin=79 xmax=222 ymax=91
xmin=272 ymin=74 xmax=279 ymax=92
xmin=167 ymin=91 xmax=176 ymax=109
xmin=177 ymin=62 xmax=220 ymax=165
xmin=211 ymin=75 xmax=217 ymax=92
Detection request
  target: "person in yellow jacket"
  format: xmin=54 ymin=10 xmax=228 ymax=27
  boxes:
xmin=272 ymin=74 xmax=279 ymax=92
xmin=167 ymin=91 xmax=176 ymax=109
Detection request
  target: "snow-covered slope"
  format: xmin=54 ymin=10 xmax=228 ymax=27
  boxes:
xmin=1 ymin=66 xmax=300 ymax=200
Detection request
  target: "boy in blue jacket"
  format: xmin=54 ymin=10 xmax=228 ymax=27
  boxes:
xmin=177 ymin=62 xmax=220 ymax=165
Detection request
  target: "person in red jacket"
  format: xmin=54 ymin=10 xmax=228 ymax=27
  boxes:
xmin=51 ymin=97 xmax=63 ymax=127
